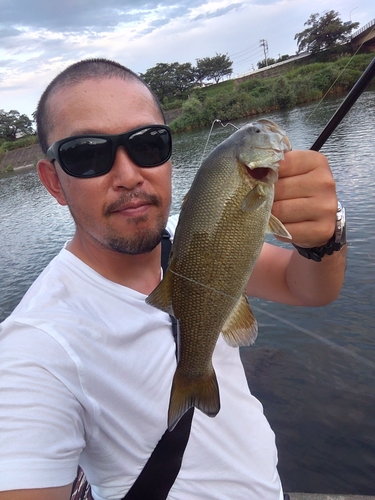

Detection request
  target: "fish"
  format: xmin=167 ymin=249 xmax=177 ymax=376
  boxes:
xmin=146 ymin=118 xmax=292 ymax=431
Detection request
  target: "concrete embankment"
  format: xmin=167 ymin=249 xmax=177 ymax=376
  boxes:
xmin=0 ymin=143 xmax=42 ymax=172
xmin=288 ymin=494 xmax=375 ymax=500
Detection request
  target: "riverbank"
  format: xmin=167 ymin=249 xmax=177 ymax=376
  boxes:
xmin=169 ymin=52 xmax=375 ymax=132
xmin=0 ymin=143 xmax=41 ymax=173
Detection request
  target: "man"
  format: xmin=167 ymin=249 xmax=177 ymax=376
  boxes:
xmin=0 ymin=58 xmax=346 ymax=500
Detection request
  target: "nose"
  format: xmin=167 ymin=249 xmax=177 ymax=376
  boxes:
xmin=110 ymin=146 xmax=144 ymax=189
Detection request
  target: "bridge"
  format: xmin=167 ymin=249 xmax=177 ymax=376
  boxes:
xmin=351 ymin=18 xmax=375 ymax=49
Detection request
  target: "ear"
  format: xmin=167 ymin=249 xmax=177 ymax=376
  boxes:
xmin=37 ymin=159 xmax=68 ymax=206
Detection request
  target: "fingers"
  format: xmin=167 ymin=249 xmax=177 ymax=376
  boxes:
xmin=272 ymin=150 xmax=338 ymax=247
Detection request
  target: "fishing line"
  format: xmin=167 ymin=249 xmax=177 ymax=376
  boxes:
xmin=251 ymin=304 xmax=375 ymax=370
xmin=169 ymin=269 xmax=237 ymax=301
xmin=199 ymin=119 xmax=238 ymax=166
xmin=164 ymin=271 xmax=375 ymax=370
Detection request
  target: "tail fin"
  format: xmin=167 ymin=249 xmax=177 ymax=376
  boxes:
xmin=168 ymin=366 xmax=220 ymax=431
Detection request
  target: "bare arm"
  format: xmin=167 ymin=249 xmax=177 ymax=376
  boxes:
xmin=247 ymin=150 xmax=346 ymax=306
xmin=0 ymin=485 xmax=72 ymax=500
xmin=247 ymin=241 xmax=346 ymax=306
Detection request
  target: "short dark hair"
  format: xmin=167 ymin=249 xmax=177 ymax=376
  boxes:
xmin=36 ymin=58 xmax=165 ymax=153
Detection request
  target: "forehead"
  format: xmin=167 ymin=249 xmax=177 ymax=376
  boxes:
xmin=47 ymin=77 xmax=162 ymax=141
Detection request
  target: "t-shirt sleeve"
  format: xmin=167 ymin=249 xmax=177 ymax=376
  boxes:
xmin=166 ymin=213 xmax=179 ymax=241
xmin=0 ymin=322 xmax=86 ymax=490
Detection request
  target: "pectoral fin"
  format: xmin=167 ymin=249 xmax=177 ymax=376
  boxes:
xmin=267 ymin=213 xmax=292 ymax=239
xmin=242 ymin=185 xmax=266 ymax=212
xmin=221 ymin=293 xmax=258 ymax=347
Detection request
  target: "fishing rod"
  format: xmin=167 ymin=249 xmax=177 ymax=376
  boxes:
xmin=311 ymin=56 xmax=375 ymax=151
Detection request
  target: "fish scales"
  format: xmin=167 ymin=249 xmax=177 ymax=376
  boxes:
xmin=146 ymin=119 xmax=291 ymax=430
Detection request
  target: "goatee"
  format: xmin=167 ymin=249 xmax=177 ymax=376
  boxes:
xmin=104 ymin=191 xmax=167 ymax=255
xmin=106 ymin=221 xmax=166 ymax=255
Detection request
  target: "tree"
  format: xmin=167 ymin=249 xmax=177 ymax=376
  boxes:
xmin=195 ymin=53 xmax=233 ymax=84
xmin=0 ymin=109 xmax=34 ymax=141
xmin=257 ymin=57 xmax=276 ymax=69
xmin=141 ymin=53 xmax=233 ymax=100
xmin=172 ymin=63 xmax=197 ymax=97
xmin=295 ymin=11 xmax=359 ymax=54
xmin=141 ymin=62 xmax=196 ymax=101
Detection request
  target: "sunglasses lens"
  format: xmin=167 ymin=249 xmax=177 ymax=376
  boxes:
xmin=54 ymin=126 xmax=171 ymax=178
xmin=59 ymin=138 xmax=112 ymax=177
xmin=127 ymin=127 xmax=171 ymax=167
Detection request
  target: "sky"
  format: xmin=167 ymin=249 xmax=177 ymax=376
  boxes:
xmin=0 ymin=0 xmax=373 ymax=120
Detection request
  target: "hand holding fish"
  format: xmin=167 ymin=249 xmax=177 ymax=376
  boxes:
xmin=249 ymin=148 xmax=346 ymax=307
xmin=272 ymin=150 xmax=338 ymax=248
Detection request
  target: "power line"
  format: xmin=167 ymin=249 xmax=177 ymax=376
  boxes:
xmin=229 ymin=41 xmax=260 ymax=58
xmin=229 ymin=45 xmax=264 ymax=71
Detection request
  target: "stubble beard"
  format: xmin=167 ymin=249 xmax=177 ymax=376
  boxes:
xmin=67 ymin=189 xmax=170 ymax=256
xmin=105 ymin=214 xmax=167 ymax=255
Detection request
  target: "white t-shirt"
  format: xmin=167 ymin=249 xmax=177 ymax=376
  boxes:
xmin=0 ymin=215 xmax=282 ymax=499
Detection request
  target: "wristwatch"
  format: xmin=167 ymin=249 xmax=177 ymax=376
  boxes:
xmin=293 ymin=202 xmax=346 ymax=262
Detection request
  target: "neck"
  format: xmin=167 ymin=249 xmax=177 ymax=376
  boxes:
xmin=66 ymin=234 xmax=162 ymax=295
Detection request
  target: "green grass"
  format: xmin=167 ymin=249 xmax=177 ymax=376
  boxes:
xmin=0 ymin=134 xmax=38 ymax=154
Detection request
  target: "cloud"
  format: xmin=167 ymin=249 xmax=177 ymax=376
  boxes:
xmin=0 ymin=27 xmax=23 ymax=38
xmin=2 ymin=0 xmax=141 ymax=31
xmin=192 ymin=3 xmax=243 ymax=21
xmin=0 ymin=0 xmax=204 ymax=32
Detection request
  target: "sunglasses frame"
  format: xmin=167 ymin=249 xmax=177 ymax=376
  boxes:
xmin=46 ymin=124 xmax=172 ymax=178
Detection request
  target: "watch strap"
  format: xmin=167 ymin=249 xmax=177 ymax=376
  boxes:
xmin=293 ymin=237 xmax=342 ymax=262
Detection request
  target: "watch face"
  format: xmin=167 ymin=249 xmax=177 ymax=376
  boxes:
xmin=335 ymin=204 xmax=346 ymax=245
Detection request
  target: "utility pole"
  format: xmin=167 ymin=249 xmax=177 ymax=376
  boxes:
xmin=260 ymin=39 xmax=268 ymax=66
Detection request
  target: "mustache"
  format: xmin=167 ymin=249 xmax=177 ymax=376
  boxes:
xmin=104 ymin=191 xmax=161 ymax=216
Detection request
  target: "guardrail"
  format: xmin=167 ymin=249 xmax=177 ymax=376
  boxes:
xmin=351 ymin=18 xmax=375 ymax=39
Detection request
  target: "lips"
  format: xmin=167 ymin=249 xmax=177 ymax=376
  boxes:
xmin=105 ymin=191 xmax=161 ymax=217
xmin=115 ymin=200 xmax=151 ymax=216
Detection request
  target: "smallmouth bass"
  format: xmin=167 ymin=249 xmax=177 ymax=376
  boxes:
xmin=147 ymin=119 xmax=292 ymax=430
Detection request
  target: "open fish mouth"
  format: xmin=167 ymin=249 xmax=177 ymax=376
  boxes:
xmin=245 ymin=163 xmax=279 ymax=183
xmin=243 ymin=136 xmax=289 ymax=182
xmin=245 ymin=165 xmax=273 ymax=181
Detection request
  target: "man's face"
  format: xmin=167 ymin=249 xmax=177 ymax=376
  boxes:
xmin=44 ymin=78 xmax=172 ymax=255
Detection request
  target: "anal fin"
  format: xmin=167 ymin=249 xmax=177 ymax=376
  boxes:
xmin=221 ymin=293 xmax=258 ymax=347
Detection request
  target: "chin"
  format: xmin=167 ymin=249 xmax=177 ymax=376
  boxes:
xmin=107 ymin=222 xmax=166 ymax=255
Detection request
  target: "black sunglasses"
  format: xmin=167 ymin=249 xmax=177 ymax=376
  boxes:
xmin=46 ymin=124 xmax=172 ymax=178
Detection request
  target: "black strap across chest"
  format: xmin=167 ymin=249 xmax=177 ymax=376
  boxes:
xmin=123 ymin=230 xmax=194 ymax=500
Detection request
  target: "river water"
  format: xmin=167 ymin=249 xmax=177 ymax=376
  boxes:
xmin=1 ymin=90 xmax=374 ymax=494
